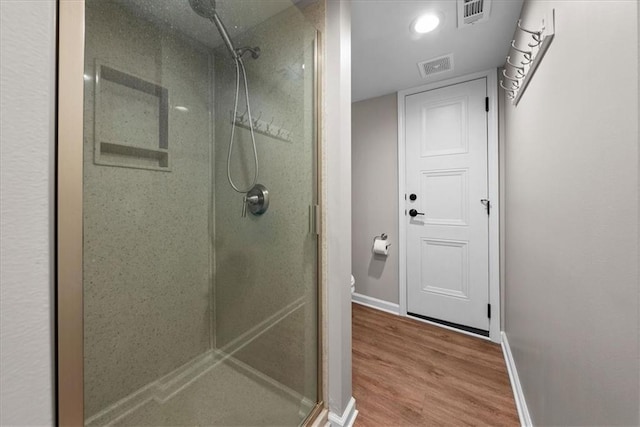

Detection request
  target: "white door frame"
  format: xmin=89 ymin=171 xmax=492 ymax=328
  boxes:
xmin=397 ymin=69 xmax=501 ymax=343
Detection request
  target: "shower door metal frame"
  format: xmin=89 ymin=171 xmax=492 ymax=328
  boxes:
xmin=302 ymin=31 xmax=326 ymax=427
xmin=57 ymin=0 xmax=86 ymax=425
xmin=55 ymin=0 xmax=324 ymax=425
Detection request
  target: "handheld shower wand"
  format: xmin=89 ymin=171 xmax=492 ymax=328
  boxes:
xmin=189 ymin=0 xmax=268 ymax=216
xmin=188 ymin=0 xmax=259 ymax=61
xmin=211 ymin=12 xmax=239 ymax=60
xmin=189 ymin=0 xmax=236 ymax=59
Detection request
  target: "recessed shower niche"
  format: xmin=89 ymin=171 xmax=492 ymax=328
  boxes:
xmin=93 ymin=62 xmax=170 ymax=171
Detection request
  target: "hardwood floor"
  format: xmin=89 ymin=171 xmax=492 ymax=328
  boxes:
xmin=352 ymin=303 xmax=519 ymax=426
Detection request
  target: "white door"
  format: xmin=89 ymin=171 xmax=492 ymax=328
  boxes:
xmin=404 ymin=78 xmax=489 ymax=332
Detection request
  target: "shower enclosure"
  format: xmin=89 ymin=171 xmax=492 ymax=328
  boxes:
xmin=57 ymin=0 xmax=322 ymax=425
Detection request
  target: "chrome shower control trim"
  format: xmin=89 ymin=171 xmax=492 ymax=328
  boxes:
xmin=246 ymin=184 xmax=269 ymax=216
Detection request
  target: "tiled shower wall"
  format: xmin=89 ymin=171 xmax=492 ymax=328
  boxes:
xmin=83 ymin=1 xmax=212 ymax=417
xmin=213 ymin=5 xmax=320 ymax=399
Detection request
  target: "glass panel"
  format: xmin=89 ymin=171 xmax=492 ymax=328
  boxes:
xmin=82 ymin=1 xmax=319 ymax=425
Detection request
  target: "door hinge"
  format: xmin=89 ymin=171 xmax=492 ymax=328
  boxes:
xmin=487 ymin=303 xmax=492 ymax=319
xmin=485 ymin=97 xmax=489 ymax=112
xmin=480 ymin=198 xmax=490 ymax=215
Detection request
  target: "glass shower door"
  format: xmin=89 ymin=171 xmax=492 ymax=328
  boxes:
xmin=80 ymin=1 xmax=319 ymax=425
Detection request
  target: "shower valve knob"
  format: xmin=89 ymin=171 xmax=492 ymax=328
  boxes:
xmin=242 ymin=184 xmax=269 ymax=217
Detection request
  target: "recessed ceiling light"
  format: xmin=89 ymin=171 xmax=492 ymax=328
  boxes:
xmin=413 ymin=13 xmax=440 ymax=34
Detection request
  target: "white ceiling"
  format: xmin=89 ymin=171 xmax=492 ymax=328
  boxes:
xmin=351 ymin=0 xmax=524 ymax=102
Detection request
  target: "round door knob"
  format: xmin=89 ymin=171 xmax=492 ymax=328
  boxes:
xmin=409 ymin=209 xmax=424 ymax=217
xmin=409 ymin=193 xmax=417 ymax=201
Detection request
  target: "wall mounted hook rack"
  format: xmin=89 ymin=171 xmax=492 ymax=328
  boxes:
xmin=501 ymin=9 xmax=556 ymax=105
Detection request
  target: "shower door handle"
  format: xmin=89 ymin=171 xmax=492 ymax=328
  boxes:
xmin=309 ymin=204 xmax=320 ymax=236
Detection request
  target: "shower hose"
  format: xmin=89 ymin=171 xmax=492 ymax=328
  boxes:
xmin=227 ymin=57 xmax=259 ymax=194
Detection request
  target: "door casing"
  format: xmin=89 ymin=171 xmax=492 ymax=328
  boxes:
xmin=397 ymin=69 xmax=501 ymax=343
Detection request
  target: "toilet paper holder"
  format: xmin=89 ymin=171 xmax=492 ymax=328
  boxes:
xmin=374 ymin=233 xmax=388 ymax=242
xmin=372 ymin=233 xmax=390 ymax=246
xmin=372 ymin=233 xmax=391 ymax=255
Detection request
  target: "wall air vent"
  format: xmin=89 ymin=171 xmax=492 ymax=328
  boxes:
xmin=457 ymin=0 xmax=492 ymax=27
xmin=417 ymin=54 xmax=454 ymax=79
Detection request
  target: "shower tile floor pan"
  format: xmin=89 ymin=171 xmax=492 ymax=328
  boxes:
xmin=87 ymin=300 xmax=315 ymax=426
xmin=102 ymin=358 xmax=310 ymax=426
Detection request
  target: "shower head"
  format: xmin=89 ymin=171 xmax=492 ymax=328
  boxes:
xmin=188 ymin=0 xmax=217 ymax=19
xmin=188 ymin=0 xmax=239 ymax=60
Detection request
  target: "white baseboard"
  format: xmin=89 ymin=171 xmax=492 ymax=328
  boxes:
xmin=352 ymin=292 xmax=400 ymax=315
xmin=501 ymin=332 xmax=533 ymax=427
xmin=328 ymin=397 xmax=358 ymax=427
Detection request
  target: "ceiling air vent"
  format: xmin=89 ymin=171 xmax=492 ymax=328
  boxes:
xmin=417 ymin=54 xmax=454 ymax=79
xmin=457 ymin=0 xmax=492 ymax=27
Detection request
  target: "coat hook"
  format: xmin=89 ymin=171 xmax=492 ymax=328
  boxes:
xmin=253 ymin=111 xmax=262 ymax=127
xmin=238 ymin=109 xmax=247 ymax=124
xmin=511 ymin=43 xmax=533 ymax=65
xmin=506 ymin=56 xmax=526 ymax=78
xmin=506 ymin=56 xmax=524 ymax=71
xmin=517 ymin=19 xmax=544 ymax=45
xmin=266 ymin=117 xmax=274 ymax=133
xmin=520 ymin=56 xmax=533 ymax=65
xmin=527 ymin=38 xmax=543 ymax=49
xmin=502 ymin=69 xmax=521 ymax=84
xmin=500 ymin=79 xmax=518 ymax=92
xmin=511 ymin=40 xmax=532 ymax=56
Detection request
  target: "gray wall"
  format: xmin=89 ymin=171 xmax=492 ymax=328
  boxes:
xmin=351 ymin=94 xmax=399 ymax=304
xmin=503 ymin=0 xmax=639 ymax=425
xmin=0 ymin=0 xmax=56 ymax=424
